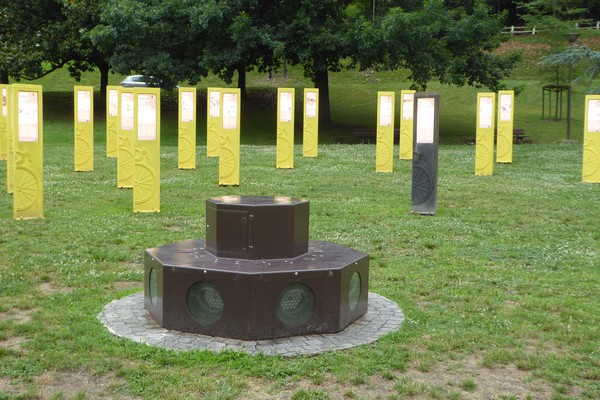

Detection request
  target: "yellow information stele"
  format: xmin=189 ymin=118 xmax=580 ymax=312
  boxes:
xmin=74 ymin=86 xmax=94 ymax=172
xmin=106 ymin=85 xmax=120 ymax=158
xmin=219 ymin=89 xmax=241 ymax=186
xmin=178 ymin=87 xmax=197 ymax=169
xmin=277 ymin=88 xmax=295 ymax=168
xmin=12 ymin=84 xmax=43 ymax=219
xmin=303 ymin=88 xmax=319 ymax=158
xmin=399 ymin=90 xmax=415 ymax=160
xmin=583 ymin=95 xmax=600 ymax=182
xmin=496 ymin=90 xmax=514 ymax=164
xmin=133 ymin=88 xmax=160 ymax=212
xmin=0 ymin=85 xmax=8 ymax=161
xmin=118 ymin=88 xmax=135 ymax=188
xmin=376 ymin=91 xmax=395 ymax=172
xmin=6 ymin=86 xmax=15 ymax=194
xmin=475 ymin=93 xmax=495 ymax=176
xmin=207 ymin=87 xmax=221 ymax=157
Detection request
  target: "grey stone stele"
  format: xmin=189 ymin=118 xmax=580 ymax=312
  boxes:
xmin=98 ymin=292 xmax=404 ymax=357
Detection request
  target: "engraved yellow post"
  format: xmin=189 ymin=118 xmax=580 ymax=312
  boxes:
xmin=6 ymin=86 xmax=15 ymax=194
xmin=12 ymin=84 xmax=43 ymax=219
xmin=399 ymin=90 xmax=415 ymax=160
xmin=178 ymin=87 xmax=196 ymax=169
xmin=277 ymin=88 xmax=295 ymax=168
xmin=376 ymin=91 xmax=395 ymax=172
xmin=207 ymin=87 xmax=221 ymax=157
xmin=118 ymin=88 xmax=135 ymax=188
xmin=0 ymin=85 xmax=8 ymax=161
xmin=219 ymin=89 xmax=240 ymax=186
xmin=74 ymin=86 xmax=94 ymax=172
xmin=106 ymin=85 xmax=120 ymax=158
xmin=497 ymin=90 xmax=514 ymax=164
xmin=583 ymin=95 xmax=600 ymax=182
xmin=475 ymin=93 xmax=495 ymax=176
xmin=133 ymin=88 xmax=160 ymax=212
xmin=303 ymin=88 xmax=319 ymax=158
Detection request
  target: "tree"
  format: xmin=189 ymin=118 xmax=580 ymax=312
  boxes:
xmin=187 ymin=0 xmax=281 ymax=97
xmin=542 ymin=45 xmax=600 ymax=92
xmin=517 ymin=0 xmax=589 ymax=85
xmin=518 ymin=0 xmax=588 ymax=40
xmin=0 ymin=0 xmax=113 ymax=98
xmin=95 ymin=0 xmax=280 ymax=97
xmin=281 ymin=0 xmax=353 ymax=124
xmin=350 ymin=0 xmax=518 ymax=92
xmin=0 ymin=0 xmax=65 ymax=83
xmin=92 ymin=0 xmax=209 ymax=90
xmin=61 ymin=0 xmax=113 ymax=99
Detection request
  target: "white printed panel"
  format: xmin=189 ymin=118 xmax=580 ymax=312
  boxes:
xmin=305 ymin=91 xmax=317 ymax=118
xmin=280 ymin=91 xmax=293 ymax=123
xmin=379 ymin=95 xmax=393 ymax=127
xmin=108 ymin=89 xmax=119 ymax=117
xmin=416 ymin=98 xmax=435 ymax=144
xmin=18 ymin=91 xmax=39 ymax=142
xmin=138 ymin=94 xmax=157 ymax=141
xmin=500 ymin=94 xmax=512 ymax=122
xmin=588 ymin=99 xmax=600 ymax=133
xmin=2 ymin=88 xmax=7 ymax=117
xmin=209 ymin=90 xmax=220 ymax=118
xmin=479 ymin=96 xmax=493 ymax=129
xmin=77 ymin=90 xmax=91 ymax=123
xmin=181 ymin=91 xmax=194 ymax=123
xmin=222 ymin=93 xmax=238 ymax=130
xmin=402 ymin=93 xmax=414 ymax=120
xmin=121 ymin=92 xmax=134 ymax=130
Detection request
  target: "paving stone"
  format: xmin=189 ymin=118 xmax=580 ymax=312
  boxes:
xmin=97 ymin=291 xmax=404 ymax=357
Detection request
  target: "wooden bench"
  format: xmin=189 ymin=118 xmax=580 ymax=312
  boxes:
xmin=513 ymin=128 xmax=528 ymax=144
xmin=354 ymin=128 xmax=529 ymax=144
xmin=354 ymin=129 xmax=400 ymax=144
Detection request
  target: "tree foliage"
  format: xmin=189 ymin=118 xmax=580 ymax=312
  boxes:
xmin=350 ymin=0 xmax=518 ymax=91
xmin=91 ymin=0 xmax=206 ymax=90
xmin=2 ymin=0 xmax=521 ymax=123
xmin=541 ymin=45 xmax=600 ymax=92
xmin=0 ymin=0 xmax=111 ymax=90
xmin=518 ymin=0 xmax=589 ymax=41
xmin=0 ymin=0 xmax=65 ymax=81
xmin=281 ymin=0 xmax=353 ymax=123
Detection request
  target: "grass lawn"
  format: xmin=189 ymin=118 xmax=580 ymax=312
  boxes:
xmin=1 ymin=140 xmax=599 ymax=399
xmin=1 ymin=36 xmax=599 ymax=399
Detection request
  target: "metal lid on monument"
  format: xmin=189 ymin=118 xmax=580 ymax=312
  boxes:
xmin=205 ymin=195 xmax=309 ymax=260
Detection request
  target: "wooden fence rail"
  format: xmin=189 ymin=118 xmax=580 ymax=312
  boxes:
xmin=502 ymin=21 xmax=600 ymax=35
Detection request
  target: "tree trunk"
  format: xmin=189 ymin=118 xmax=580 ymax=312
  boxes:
xmin=98 ymin=60 xmax=110 ymax=106
xmin=313 ymin=66 xmax=331 ymax=125
xmin=0 ymin=70 xmax=8 ymax=84
xmin=237 ymin=66 xmax=246 ymax=99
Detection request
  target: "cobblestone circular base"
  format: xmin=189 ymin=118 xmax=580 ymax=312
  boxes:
xmin=98 ymin=292 xmax=404 ymax=357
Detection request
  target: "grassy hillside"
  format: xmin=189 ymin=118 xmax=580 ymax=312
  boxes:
xmin=18 ymin=32 xmax=600 ymax=146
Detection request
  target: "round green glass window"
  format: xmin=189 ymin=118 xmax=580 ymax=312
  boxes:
xmin=186 ymin=282 xmax=224 ymax=325
xmin=348 ymin=272 xmax=361 ymax=311
xmin=149 ymin=268 xmax=158 ymax=308
xmin=275 ymin=283 xmax=315 ymax=327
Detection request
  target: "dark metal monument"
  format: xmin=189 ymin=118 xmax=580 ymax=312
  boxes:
xmin=144 ymin=195 xmax=369 ymax=340
xmin=411 ymin=92 xmax=439 ymax=215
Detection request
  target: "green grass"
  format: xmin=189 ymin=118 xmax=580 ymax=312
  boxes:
xmin=1 ymin=36 xmax=599 ymax=399
xmin=36 ymin=74 xmax=590 ymax=149
xmin=1 ymin=140 xmax=599 ymax=398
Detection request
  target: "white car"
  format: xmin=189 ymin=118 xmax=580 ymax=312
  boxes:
xmin=120 ymin=75 xmax=160 ymax=87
